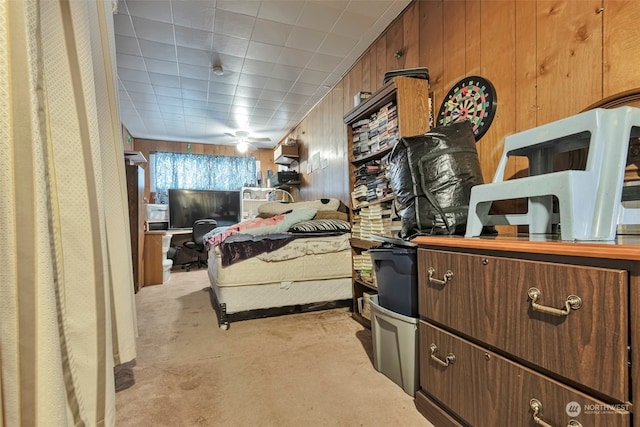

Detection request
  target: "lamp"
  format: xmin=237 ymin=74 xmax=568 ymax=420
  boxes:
xmin=236 ymin=140 xmax=248 ymax=153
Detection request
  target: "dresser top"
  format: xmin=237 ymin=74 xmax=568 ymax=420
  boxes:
xmin=411 ymin=234 xmax=640 ymax=261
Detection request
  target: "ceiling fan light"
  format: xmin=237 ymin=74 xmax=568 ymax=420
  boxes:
xmin=236 ymin=140 xmax=248 ymax=153
xmin=212 ymin=65 xmax=224 ymax=76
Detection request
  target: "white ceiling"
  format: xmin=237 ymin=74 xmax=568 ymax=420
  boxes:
xmin=114 ymin=0 xmax=411 ymax=150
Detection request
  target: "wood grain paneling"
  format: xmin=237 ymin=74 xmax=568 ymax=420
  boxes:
xmin=386 ymin=16 xmax=405 ymax=70
xmin=442 ymin=0 xmax=466 ymax=92
xmin=374 ymin=36 xmax=387 ymax=91
xmin=603 ymin=0 xmax=640 ymax=97
xmin=402 ymin=2 xmax=420 ymax=69
xmin=465 ymin=0 xmax=481 ymax=75
xmin=418 ymin=248 xmax=629 ymax=401
xmin=420 ymin=322 xmax=630 ymax=426
xmin=419 ymin=0 xmax=444 ymax=116
xmin=536 ymin=0 xmax=603 ymax=125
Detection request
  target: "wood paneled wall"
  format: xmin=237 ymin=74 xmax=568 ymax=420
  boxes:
xmin=287 ymin=0 xmax=640 ymax=207
xmin=132 ymin=138 xmax=277 ymax=203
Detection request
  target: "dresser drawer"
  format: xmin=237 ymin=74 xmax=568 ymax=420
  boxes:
xmin=420 ymin=322 xmax=630 ymax=427
xmin=418 ymin=249 xmax=629 ymax=401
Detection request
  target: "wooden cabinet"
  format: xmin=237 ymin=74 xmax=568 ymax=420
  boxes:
xmin=343 ymin=76 xmax=432 ymax=327
xmin=412 ymin=235 xmax=640 ymax=426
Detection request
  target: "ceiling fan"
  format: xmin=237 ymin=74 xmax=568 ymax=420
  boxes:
xmin=224 ymin=130 xmax=271 ymax=153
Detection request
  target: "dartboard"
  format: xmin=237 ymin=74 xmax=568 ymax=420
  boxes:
xmin=436 ymin=76 xmax=497 ymax=141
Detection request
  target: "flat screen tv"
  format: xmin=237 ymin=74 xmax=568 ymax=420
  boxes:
xmin=168 ymin=189 xmax=240 ymax=229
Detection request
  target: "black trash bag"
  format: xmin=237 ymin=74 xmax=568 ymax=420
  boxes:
xmin=388 ymin=120 xmax=489 ymax=238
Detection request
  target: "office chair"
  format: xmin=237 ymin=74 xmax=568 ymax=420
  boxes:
xmin=182 ymin=218 xmax=218 ymax=271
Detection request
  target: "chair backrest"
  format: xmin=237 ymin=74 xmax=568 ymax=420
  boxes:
xmin=192 ymin=218 xmax=218 ymax=246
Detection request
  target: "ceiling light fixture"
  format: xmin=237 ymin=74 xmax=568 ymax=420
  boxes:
xmin=236 ymin=140 xmax=248 ymax=153
xmin=212 ymin=65 xmax=224 ymax=76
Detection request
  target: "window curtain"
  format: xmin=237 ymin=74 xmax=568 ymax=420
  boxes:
xmin=154 ymin=152 xmax=257 ymax=193
xmin=0 ymin=1 xmax=136 ymax=426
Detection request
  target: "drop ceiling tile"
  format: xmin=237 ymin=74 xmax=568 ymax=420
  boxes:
xmin=116 ymin=53 xmax=146 ymax=71
xmin=272 ymin=110 xmax=293 ymax=121
xmin=185 ymin=99 xmax=208 ymax=109
xmin=175 ymin=26 xmax=214 ymax=51
xmin=162 ymin=110 xmax=184 ymax=120
xmin=144 ymin=58 xmax=179 ymax=75
xmin=234 ymin=96 xmax=258 ymax=109
xmin=252 ymin=107 xmax=274 ymax=118
xmin=214 ymin=10 xmax=256 ymax=39
xmin=245 ymin=41 xmax=282 ymax=62
xmin=207 ymin=102 xmax=231 ymax=113
xmin=276 ymin=47 xmax=313 ymax=68
xmin=113 ymin=13 xmax=135 ymax=37
xmin=212 ymin=34 xmax=249 ymax=58
xmin=131 ymin=16 xmax=175 ymax=44
xmin=270 ymin=64 xmax=302 ymax=81
xmin=252 ymin=19 xmax=292 ymax=46
xmin=234 ymin=86 xmax=262 ymax=99
xmin=264 ymin=78 xmax=294 ymax=92
xmin=183 ymin=106 xmax=210 ymax=118
xmin=176 ymin=45 xmax=212 ymax=68
xmin=346 ymin=0 xmax=394 ymax=19
xmin=123 ymin=81 xmax=155 ymax=94
xmin=153 ymin=85 xmax=182 ymax=98
xmin=172 ymin=1 xmax=216 ymax=31
xmin=180 ymin=77 xmax=209 ymax=92
xmin=257 ymin=1 xmax=304 ymax=25
xmin=118 ymin=67 xmax=151 ymax=84
xmin=158 ymin=104 xmax=184 ymax=114
xmin=260 ymin=89 xmax=287 ymax=102
xmin=126 ymin=90 xmax=156 ymax=102
xmin=296 ymin=2 xmax=343 ymax=32
xmin=323 ymin=72 xmax=342 ymax=87
xmin=297 ymin=68 xmax=330 ymax=85
xmin=209 ymin=71 xmax=241 ymax=86
xmin=332 ymin=9 xmax=378 ymax=39
xmin=283 ymin=92 xmax=308 ymax=105
xmin=238 ymin=73 xmax=268 ymax=89
xmin=181 ymin=89 xmax=208 ymax=102
xmin=209 ymin=110 xmax=229 ymax=121
xmin=317 ymin=32 xmax=358 ymax=57
xmin=285 ymin=26 xmax=326 ymax=53
xmin=249 ymin=116 xmax=270 ymax=127
xmin=242 ymin=59 xmax=275 ymax=77
xmin=278 ymin=102 xmax=300 ymax=113
xmin=163 ymin=120 xmax=187 ymax=130
xmin=208 ymin=93 xmax=234 ymax=105
xmin=139 ymin=39 xmax=177 ymax=61
xmin=306 ymin=52 xmax=342 ymax=72
xmin=211 ymin=53 xmax=244 ymax=73
xmin=115 ymin=35 xmax=142 ymax=56
xmin=268 ymin=118 xmax=288 ymax=128
xmin=179 ymin=64 xmax=211 ymax=81
xmin=134 ymin=101 xmax=161 ymax=112
xmin=125 ymin=0 xmax=173 ymax=24
xmin=148 ymin=72 xmax=180 ymax=88
xmin=156 ymin=95 xmax=183 ymax=107
xmin=290 ymin=81 xmax=318 ymax=96
xmin=209 ymin=82 xmax=236 ymax=96
xmin=256 ymin=99 xmax=281 ymax=110
xmin=217 ymin=0 xmax=260 ymax=17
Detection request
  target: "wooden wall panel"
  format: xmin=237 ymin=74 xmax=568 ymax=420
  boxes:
xmin=403 ymin=2 xmax=420 ymax=69
xmin=360 ymin=50 xmax=372 ymax=93
xmin=465 ymin=0 xmax=481 ymax=75
xmin=386 ymin=17 xmax=405 ymax=70
xmin=603 ymin=0 xmax=640 ymax=97
xmin=536 ymin=0 xmax=603 ymax=125
xmin=374 ymin=35 xmax=387 ymax=91
xmin=442 ymin=0 xmax=466 ymax=91
xmin=419 ymin=0 xmax=444 ymax=118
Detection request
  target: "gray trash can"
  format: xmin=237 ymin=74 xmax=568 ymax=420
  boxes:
xmin=369 ymin=247 xmax=418 ymax=317
xmin=370 ymin=295 xmax=419 ymax=396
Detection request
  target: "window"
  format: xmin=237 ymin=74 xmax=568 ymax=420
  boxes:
xmin=153 ymin=152 xmax=257 ymax=200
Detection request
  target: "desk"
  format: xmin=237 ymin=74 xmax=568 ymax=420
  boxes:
xmin=143 ymin=230 xmax=192 ymax=286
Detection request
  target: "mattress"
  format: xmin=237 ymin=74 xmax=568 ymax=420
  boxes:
xmin=208 ymin=234 xmax=352 ymax=287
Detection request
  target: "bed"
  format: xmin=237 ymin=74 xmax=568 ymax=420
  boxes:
xmin=204 ymin=199 xmax=353 ymax=329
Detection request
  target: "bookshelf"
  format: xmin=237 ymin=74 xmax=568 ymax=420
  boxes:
xmin=343 ymin=76 xmax=432 ymax=327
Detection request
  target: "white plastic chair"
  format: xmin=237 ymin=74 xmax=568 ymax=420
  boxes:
xmin=465 ymin=106 xmax=640 ymax=240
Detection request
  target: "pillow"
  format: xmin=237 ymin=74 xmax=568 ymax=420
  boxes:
xmin=258 ymin=198 xmax=341 ymax=217
xmin=314 ymin=210 xmax=348 ymax=221
xmin=288 ymin=219 xmax=351 ymax=234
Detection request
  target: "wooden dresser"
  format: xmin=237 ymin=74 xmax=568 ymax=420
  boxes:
xmin=411 ymin=235 xmax=640 ymax=427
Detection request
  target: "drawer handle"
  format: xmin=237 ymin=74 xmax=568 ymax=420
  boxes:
xmin=529 ymin=399 xmax=583 ymax=427
xmin=527 ymin=287 xmax=583 ymax=317
xmin=429 ymin=343 xmax=455 ymax=367
xmin=427 ymin=267 xmax=453 ymax=286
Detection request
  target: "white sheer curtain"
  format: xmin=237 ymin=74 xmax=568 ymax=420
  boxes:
xmin=0 ymin=1 xmax=137 ymax=426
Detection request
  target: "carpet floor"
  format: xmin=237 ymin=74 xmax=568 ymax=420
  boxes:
xmin=115 ymin=269 xmax=434 ymax=427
